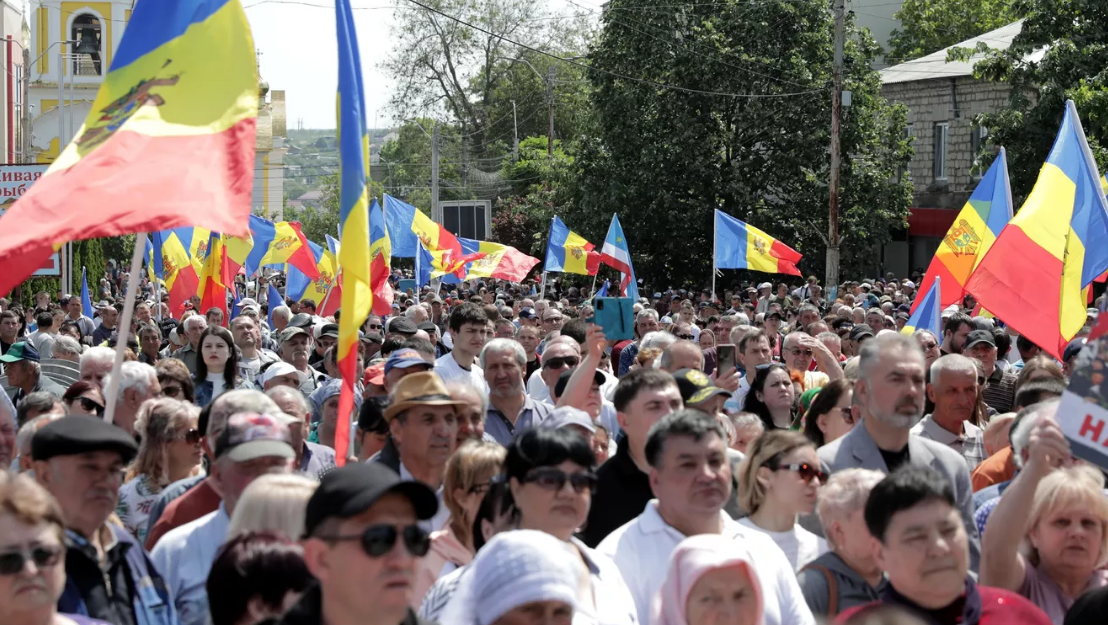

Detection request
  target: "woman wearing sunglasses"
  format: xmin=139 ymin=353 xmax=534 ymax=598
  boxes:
xmin=0 ymin=472 xmax=112 ymax=625
xmin=736 ymin=430 xmax=829 ymax=572
xmin=61 ymin=381 xmax=105 ymax=417
xmin=801 ymin=379 xmax=856 ymax=448
xmin=155 ymin=358 xmax=196 ymax=404
xmin=413 ymin=440 xmax=506 ymax=608
xmin=743 ymin=363 xmax=798 ymax=431
xmin=506 ymin=427 xmax=638 ymax=625
xmin=116 ymin=398 xmax=204 ymax=544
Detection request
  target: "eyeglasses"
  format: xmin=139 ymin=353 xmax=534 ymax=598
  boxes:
xmin=367 ymin=324 xmax=383 ymax=330
xmin=676 ymin=334 xmax=695 ymax=340
xmin=177 ymin=428 xmax=202 ymax=445
xmin=319 ymin=524 xmax=431 ymax=558
xmin=543 ymin=317 xmax=563 ymax=324
xmin=920 ymin=342 xmax=938 ymax=350
xmin=162 ymin=386 xmax=183 ymax=399
xmin=543 ymin=356 xmax=579 ymax=370
xmin=522 ymin=468 xmax=598 ymax=494
xmin=772 ymin=462 xmax=828 ymax=484
xmin=0 ymin=545 xmax=63 ymax=576
xmin=787 ymin=348 xmax=813 ymax=357
xmin=76 ymin=397 xmax=104 ymax=416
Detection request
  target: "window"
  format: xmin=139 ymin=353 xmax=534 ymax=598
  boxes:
xmin=970 ymin=125 xmax=989 ymax=181
xmin=933 ymin=122 xmax=949 ymax=181
xmin=440 ymin=201 xmax=491 ymax=240
xmin=70 ymin=14 xmax=102 ymax=76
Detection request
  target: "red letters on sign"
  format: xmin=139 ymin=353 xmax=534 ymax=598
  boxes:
xmin=1080 ymin=413 xmax=1105 ymax=444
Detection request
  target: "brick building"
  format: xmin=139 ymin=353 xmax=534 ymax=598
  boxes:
xmin=878 ymin=20 xmax=1042 ymax=277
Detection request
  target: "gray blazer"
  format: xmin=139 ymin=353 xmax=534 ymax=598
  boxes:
xmin=818 ymin=420 xmax=981 ymax=574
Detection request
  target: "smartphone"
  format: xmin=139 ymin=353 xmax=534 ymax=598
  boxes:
xmin=717 ymin=344 xmax=737 ymax=378
xmin=588 ymin=297 xmax=635 ymax=341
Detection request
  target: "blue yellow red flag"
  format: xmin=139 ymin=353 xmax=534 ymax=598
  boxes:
xmin=545 ymin=216 xmax=600 ymax=275
xmin=237 ymin=215 xmax=320 ymax=278
xmin=333 ymin=0 xmax=372 ymax=464
xmin=369 ymin=199 xmax=394 ymax=317
xmin=267 ymin=282 xmax=283 ymax=328
xmin=965 ymin=101 xmax=1108 ymax=359
xmin=287 ymin=239 xmax=338 ymax=307
xmin=0 ymin=0 xmax=258 ymax=297
xmin=914 ymin=150 xmax=1013 ymax=313
xmin=150 ymin=229 xmax=201 ymax=315
xmin=197 ymin=232 xmax=234 ymax=324
xmin=714 ymin=210 xmax=802 ymax=275
xmin=901 ymin=276 xmax=942 ymax=337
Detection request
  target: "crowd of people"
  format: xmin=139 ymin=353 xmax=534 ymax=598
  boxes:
xmin=0 ymin=269 xmax=1105 ymax=625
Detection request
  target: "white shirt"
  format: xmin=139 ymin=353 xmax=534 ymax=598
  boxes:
xmin=569 ymin=536 xmax=640 ymax=625
xmin=434 ymin=352 xmax=485 ymax=391
xmin=726 ymin=375 xmax=753 ymax=413
xmin=150 ymin=504 xmax=231 ymax=625
xmin=400 ymin=461 xmax=450 ymax=533
xmin=527 ymin=368 xmax=552 ymax=403
xmin=596 ymin=501 xmax=815 ymax=625
xmin=737 ymin=517 xmax=829 ymax=571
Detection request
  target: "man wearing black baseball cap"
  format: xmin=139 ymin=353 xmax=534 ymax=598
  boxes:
xmin=964 ymin=329 xmax=1019 ymax=413
xmin=279 ymin=463 xmax=438 ymax=625
xmin=33 ymin=416 xmax=175 ymax=625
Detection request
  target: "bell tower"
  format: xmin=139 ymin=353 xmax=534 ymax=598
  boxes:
xmin=27 ymin=0 xmax=133 ymax=163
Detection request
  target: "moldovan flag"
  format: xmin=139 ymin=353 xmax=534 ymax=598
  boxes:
xmin=0 ymin=0 xmax=257 ymax=297
xmin=545 ymin=216 xmax=601 ymax=275
xmin=334 ymin=0 xmax=372 ymax=464
xmin=149 ymin=229 xmax=201 ymax=316
xmin=599 ymin=214 xmax=640 ymax=301
xmin=714 ymin=210 xmax=802 ymax=276
xmin=240 ymin=216 xmax=319 ymax=278
xmin=914 ymin=149 xmax=1013 ymax=313
xmin=965 ymin=101 xmax=1108 ymax=359
xmin=901 ymin=276 xmax=942 ymax=337
xmin=384 ymin=193 xmax=485 ymax=278
xmin=369 ymin=199 xmax=394 ymax=317
xmin=286 ymin=239 xmax=337 ymax=306
xmin=427 ymin=239 xmax=539 ymax=285
xmin=197 ymin=233 xmax=235 ymax=325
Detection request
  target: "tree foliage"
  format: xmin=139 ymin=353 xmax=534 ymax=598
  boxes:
xmin=958 ymin=0 xmax=1108 ymax=204
xmin=378 ymin=119 xmax=465 ymax=211
xmin=383 ymin=0 xmax=591 ymax=157
xmin=573 ymin=0 xmax=912 ymax=287
xmin=886 ymin=0 xmax=1021 ymax=63
xmin=492 ymin=136 xmax=574 ymax=255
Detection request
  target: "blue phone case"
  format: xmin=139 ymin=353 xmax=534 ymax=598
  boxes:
xmin=590 ymin=297 xmax=635 ymax=341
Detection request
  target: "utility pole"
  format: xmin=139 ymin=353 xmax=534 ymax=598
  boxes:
xmin=21 ymin=44 xmax=29 ymax=163
xmin=546 ymin=66 xmax=555 ymax=157
xmin=460 ymin=120 xmax=467 ymax=189
xmin=511 ymin=99 xmax=519 ymax=161
xmin=430 ymin=123 xmax=439 ymax=222
xmin=826 ymin=0 xmax=846 ymax=290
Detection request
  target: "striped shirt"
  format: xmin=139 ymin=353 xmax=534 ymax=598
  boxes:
xmin=982 ymin=367 xmax=1019 ymax=413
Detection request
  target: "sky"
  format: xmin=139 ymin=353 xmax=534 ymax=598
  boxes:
xmin=244 ymin=0 xmax=598 ymax=130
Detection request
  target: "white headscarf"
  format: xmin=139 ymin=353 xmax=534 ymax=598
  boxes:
xmin=440 ymin=529 xmax=582 ymax=625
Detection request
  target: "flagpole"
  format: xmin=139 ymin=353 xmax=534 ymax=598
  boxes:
xmin=102 ymin=232 xmax=148 ymax=425
xmin=540 ymin=272 xmax=547 ymax=300
xmin=712 ymin=211 xmax=718 ymax=301
xmin=591 ymin=271 xmax=599 ymax=298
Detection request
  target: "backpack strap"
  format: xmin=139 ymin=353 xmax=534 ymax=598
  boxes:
xmin=801 ymin=563 xmax=839 ymax=616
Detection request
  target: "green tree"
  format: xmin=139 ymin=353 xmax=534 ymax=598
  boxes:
xmin=378 ymin=119 xmax=465 ymax=211
xmin=957 ymin=0 xmax=1108 ymax=204
xmin=887 ymin=0 xmax=1021 ymax=63
xmin=493 ymin=136 xmax=575 ymax=255
xmin=574 ymin=0 xmax=912 ymax=287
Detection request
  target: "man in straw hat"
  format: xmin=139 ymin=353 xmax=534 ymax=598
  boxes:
xmin=376 ymin=371 xmax=468 ymax=534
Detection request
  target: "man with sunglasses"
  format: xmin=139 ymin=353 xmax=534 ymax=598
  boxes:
xmin=32 ymin=415 xmax=177 ymax=625
xmin=2 ymin=342 xmax=65 ymax=409
xmin=280 ymin=463 xmax=437 ymax=625
xmin=526 ymin=336 xmax=581 ymax=404
xmin=598 ymin=410 xmax=814 ymax=625
xmin=152 ymin=412 xmax=295 ymax=625
xmin=782 ymin=332 xmax=841 ymax=392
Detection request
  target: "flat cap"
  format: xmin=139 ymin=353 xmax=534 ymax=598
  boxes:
xmin=303 ymin=463 xmax=437 ymax=537
xmin=31 ymin=415 xmax=138 ymax=463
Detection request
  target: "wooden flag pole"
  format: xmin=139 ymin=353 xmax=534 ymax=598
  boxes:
xmin=102 ymin=232 xmax=148 ymax=424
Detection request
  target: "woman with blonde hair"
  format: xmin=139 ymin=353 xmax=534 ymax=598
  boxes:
xmin=981 ymin=409 xmax=1108 ymax=623
xmin=412 ymin=440 xmax=505 ymax=607
xmin=736 ymin=430 xmax=829 ymax=571
xmin=227 ymin=473 xmax=318 ymax=540
xmin=116 ymin=398 xmax=203 ymax=543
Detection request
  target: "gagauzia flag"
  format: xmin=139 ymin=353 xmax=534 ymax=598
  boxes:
xmin=599 ymin=215 xmax=639 ymax=301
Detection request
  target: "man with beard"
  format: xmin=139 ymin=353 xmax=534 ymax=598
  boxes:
xmin=598 ymin=410 xmax=814 ymax=625
xmin=818 ymin=332 xmax=980 ymax=572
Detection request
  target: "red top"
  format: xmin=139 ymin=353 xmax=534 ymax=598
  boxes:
xmin=144 ymin=478 xmax=221 ymax=550
xmin=837 ymin=585 xmax=1052 ymax=625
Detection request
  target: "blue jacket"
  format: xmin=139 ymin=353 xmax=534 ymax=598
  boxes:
xmin=59 ymin=524 xmax=178 ymax=625
xmin=193 ymin=376 xmax=253 ymax=407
